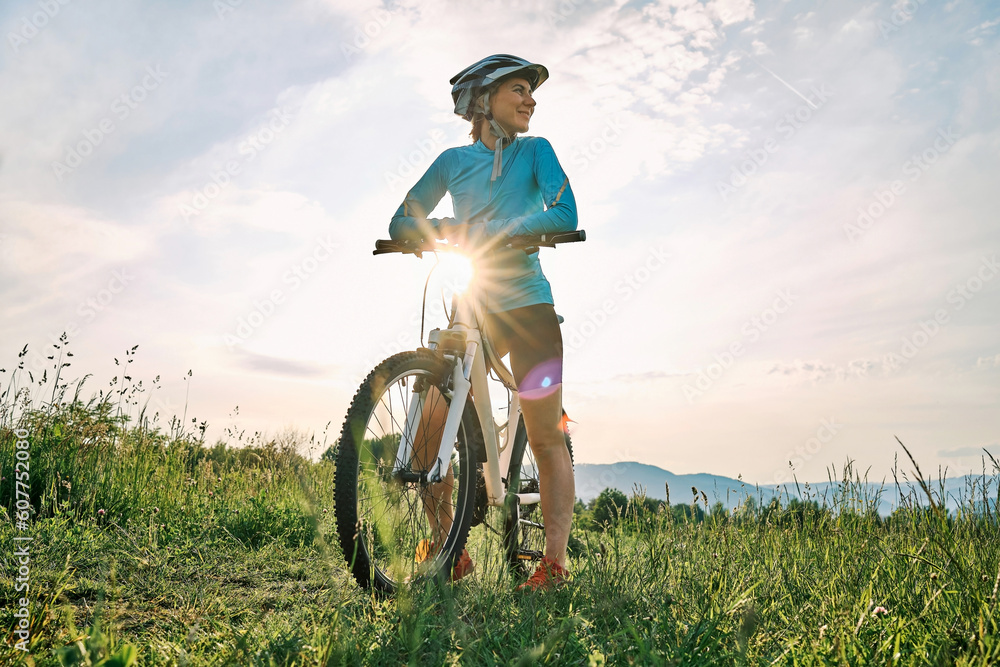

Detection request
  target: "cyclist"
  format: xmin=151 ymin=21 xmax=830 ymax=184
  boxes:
xmin=389 ymin=54 xmax=577 ymax=591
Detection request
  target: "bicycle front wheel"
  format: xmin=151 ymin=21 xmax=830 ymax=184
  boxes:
xmin=334 ymin=350 xmax=480 ymax=594
xmin=503 ymin=418 xmax=573 ymax=575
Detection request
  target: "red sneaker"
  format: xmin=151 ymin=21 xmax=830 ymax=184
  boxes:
xmin=414 ymin=540 xmax=475 ymax=582
xmin=450 ymin=548 xmax=475 ymax=582
xmin=516 ymin=556 xmax=569 ymax=592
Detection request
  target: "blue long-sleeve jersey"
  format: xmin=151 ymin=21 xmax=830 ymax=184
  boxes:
xmin=390 ymin=136 xmax=577 ymax=313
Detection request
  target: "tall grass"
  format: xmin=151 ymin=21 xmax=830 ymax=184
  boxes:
xmin=1 ymin=342 xmax=998 ymax=665
xmin=0 ymin=342 xmax=324 ymax=549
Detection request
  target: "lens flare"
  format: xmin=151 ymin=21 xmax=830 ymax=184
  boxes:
xmin=437 ymin=252 xmax=475 ymax=293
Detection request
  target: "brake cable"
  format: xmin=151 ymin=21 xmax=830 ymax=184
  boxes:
xmin=420 ymin=253 xmax=440 ymax=347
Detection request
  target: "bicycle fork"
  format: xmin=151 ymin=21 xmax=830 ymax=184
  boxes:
xmin=392 ymin=332 xmax=486 ymax=489
xmin=392 ymin=327 xmax=541 ymax=511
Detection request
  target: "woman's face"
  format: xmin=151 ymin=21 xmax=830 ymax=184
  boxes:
xmin=488 ymin=77 xmax=536 ymax=135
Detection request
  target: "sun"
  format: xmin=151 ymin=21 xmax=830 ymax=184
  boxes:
xmin=435 ymin=251 xmax=475 ymax=293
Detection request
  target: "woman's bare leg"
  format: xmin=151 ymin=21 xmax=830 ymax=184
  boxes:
xmin=411 ymin=386 xmax=453 ymax=546
xmin=518 ymin=385 xmax=573 ymax=568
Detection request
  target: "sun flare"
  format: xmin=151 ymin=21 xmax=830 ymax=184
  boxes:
xmin=435 ymin=252 xmax=475 ymax=293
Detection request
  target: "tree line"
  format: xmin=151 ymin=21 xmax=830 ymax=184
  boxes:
xmin=574 ymin=486 xmax=981 ymax=531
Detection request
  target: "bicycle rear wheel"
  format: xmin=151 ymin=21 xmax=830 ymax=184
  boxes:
xmin=334 ymin=350 xmax=480 ymax=594
xmin=502 ymin=418 xmax=573 ymax=575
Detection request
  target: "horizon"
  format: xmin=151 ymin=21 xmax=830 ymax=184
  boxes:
xmin=2 ymin=0 xmax=998 ymax=483
xmin=571 ymin=457 xmax=1000 ymax=487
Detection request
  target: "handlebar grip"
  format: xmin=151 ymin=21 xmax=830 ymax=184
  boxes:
xmin=372 ymin=239 xmax=424 ymax=255
xmin=374 ymin=239 xmax=407 ymax=251
xmin=545 ymin=230 xmax=585 ymax=244
xmin=505 ymin=229 xmax=586 ymax=249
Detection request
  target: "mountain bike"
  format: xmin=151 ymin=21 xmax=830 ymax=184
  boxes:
xmin=333 ymin=229 xmax=586 ymax=594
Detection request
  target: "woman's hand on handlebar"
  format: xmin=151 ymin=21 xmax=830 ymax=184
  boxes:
xmin=435 ymin=219 xmax=468 ymax=243
xmin=436 ymin=222 xmax=491 ymax=248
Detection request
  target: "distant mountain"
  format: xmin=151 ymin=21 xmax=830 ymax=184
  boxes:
xmin=574 ymin=462 xmax=773 ymax=507
xmin=574 ymin=462 xmax=998 ymax=515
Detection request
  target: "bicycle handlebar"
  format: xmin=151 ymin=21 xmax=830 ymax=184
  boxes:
xmin=373 ymin=230 xmax=586 ymax=256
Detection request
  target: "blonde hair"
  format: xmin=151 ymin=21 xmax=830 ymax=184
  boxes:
xmin=470 ymin=111 xmax=486 ymax=142
xmin=468 ymin=81 xmax=503 ymax=143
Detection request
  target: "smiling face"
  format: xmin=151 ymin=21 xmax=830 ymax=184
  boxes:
xmin=486 ymin=76 xmax=536 ymax=136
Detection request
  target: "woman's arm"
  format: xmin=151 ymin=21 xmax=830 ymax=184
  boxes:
xmin=485 ymin=137 xmax=578 ymax=238
xmin=388 ymin=153 xmax=456 ymax=241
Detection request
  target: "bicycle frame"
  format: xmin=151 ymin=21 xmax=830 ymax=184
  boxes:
xmin=391 ymin=283 xmax=539 ymax=509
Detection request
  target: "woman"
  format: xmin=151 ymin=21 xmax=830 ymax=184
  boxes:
xmin=389 ymin=54 xmax=578 ymax=591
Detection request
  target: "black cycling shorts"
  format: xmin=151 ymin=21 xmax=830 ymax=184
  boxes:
xmin=484 ymin=303 xmax=563 ymax=399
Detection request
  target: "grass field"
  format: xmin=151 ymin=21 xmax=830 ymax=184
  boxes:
xmin=2 ymin=347 xmax=999 ymax=666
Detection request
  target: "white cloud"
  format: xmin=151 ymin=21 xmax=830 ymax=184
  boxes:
xmin=0 ymin=197 xmax=152 ymax=292
xmin=708 ymin=0 xmax=756 ymax=25
xmin=766 ymin=358 xmax=887 ymax=382
xmin=977 ymin=354 xmax=1000 ymax=368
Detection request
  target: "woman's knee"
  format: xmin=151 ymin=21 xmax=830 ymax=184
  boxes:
xmin=525 ymin=424 xmax=566 ymax=456
xmin=520 ymin=385 xmax=564 ymax=452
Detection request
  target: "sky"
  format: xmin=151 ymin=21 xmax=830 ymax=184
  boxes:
xmin=1 ymin=0 xmax=998 ymax=484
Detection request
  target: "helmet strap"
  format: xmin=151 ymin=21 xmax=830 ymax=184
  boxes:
xmin=482 ymin=91 xmax=510 ymax=182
